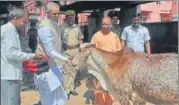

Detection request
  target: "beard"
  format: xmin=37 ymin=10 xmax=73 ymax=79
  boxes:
xmin=67 ymin=20 xmax=75 ymax=26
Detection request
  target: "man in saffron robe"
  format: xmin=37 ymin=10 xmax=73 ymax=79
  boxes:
xmin=90 ymin=17 xmax=123 ymax=105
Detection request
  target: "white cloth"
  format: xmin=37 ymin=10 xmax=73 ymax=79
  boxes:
xmin=46 ymin=66 xmax=63 ymax=92
xmin=34 ymin=66 xmax=67 ymax=105
xmin=1 ymin=22 xmax=35 ymax=80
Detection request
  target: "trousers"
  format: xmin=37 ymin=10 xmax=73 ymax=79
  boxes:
xmin=1 ymin=80 xmax=21 ymax=105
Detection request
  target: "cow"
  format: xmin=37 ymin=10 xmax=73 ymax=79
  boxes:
xmin=68 ymin=43 xmax=178 ymax=105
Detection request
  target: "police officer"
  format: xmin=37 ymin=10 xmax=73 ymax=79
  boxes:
xmin=61 ymin=10 xmax=84 ymax=98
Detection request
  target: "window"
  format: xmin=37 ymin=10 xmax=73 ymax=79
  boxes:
xmin=160 ymin=13 xmax=172 ymax=22
xmin=141 ymin=11 xmax=151 ymax=23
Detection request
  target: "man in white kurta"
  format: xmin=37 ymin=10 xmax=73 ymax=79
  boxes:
xmin=35 ymin=2 xmax=73 ymax=105
xmin=1 ymin=8 xmax=42 ymax=105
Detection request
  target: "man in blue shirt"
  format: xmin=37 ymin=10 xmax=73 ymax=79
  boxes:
xmin=121 ymin=13 xmax=151 ymax=54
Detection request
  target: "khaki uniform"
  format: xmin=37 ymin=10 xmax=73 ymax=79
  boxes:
xmin=62 ymin=24 xmax=84 ymax=94
xmin=62 ymin=24 xmax=83 ymax=58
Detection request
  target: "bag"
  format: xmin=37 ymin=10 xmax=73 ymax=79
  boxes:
xmin=23 ymin=59 xmax=50 ymax=75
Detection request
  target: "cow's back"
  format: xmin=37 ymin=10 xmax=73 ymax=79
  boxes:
xmin=128 ymin=53 xmax=178 ymax=104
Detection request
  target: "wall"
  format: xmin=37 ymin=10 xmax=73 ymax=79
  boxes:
xmin=142 ymin=21 xmax=178 ymax=53
xmin=120 ymin=6 xmax=137 ymax=30
xmin=140 ymin=1 xmax=178 ymax=22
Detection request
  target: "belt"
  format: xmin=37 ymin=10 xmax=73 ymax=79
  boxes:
xmin=66 ymin=44 xmax=79 ymax=49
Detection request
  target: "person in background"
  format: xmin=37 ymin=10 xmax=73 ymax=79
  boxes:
xmin=28 ymin=20 xmax=38 ymax=53
xmin=121 ymin=13 xmax=151 ymax=55
xmin=59 ymin=18 xmax=68 ymax=36
xmin=111 ymin=15 xmax=121 ymax=38
xmin=61 ymin=10 xmax=84 ymax=98
xmin=1 ymin=7 xmax=43 ymax=105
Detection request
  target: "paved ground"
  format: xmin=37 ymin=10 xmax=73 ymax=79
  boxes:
xmin=20 ymin=71 xmax=156 ymax=105
xmin=21 ymin=79 xmax=156 ymax=105
xmin=21 ymin=80 xmax=93 ymax=105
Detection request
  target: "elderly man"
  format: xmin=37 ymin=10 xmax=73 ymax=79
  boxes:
xmin=121 ymin=13 xmax=151 ymax=54
xmin=91 ymin=16 xmax=123 ymax=105
xmin=35 ymin=2 xmax=72 ymax=105
xmin=61 ymin=10 xmax=84 ymax=98
xmin=1 ymin=8 xmax=42 ymax=105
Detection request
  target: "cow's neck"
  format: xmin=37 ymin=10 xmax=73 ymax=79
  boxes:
xmin=95 ymin=49 xmax=123 ymax=65
xmin=93 ymin=48 xmax=139 ymax=82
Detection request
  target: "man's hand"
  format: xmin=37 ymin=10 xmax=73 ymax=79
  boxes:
xmin=146 ymin=53 xmax=152 ymax=59
xmin=145 ymin=40 xmax=151 ymax=54
xmin=66 ymin=59 xmax=73 ymax=66
xmin=79 ymin=40 xmax=83 ymax=45
xmin=28 ymin=59 xmax=36 ymax=63
xmin=34 ymin=53 xmax=43 ymax=60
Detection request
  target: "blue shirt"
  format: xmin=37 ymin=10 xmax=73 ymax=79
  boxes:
xmin=121 ymin=25 xmax=150 ymax=52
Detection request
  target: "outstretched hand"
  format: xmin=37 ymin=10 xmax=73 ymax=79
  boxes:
xmin=34 ymin=53 xmax=44 ymax=60
xmin=66 ymin=59 xmax=73 ymax=66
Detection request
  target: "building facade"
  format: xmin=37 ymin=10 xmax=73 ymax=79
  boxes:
xmin=78 ymin=1 xmax=178 ymax=25
xmin=140 ymin=1 xmax=178 ymax=23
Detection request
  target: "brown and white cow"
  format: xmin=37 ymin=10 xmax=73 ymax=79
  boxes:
xmin=69 ymin=43 xmax=178 ymax=105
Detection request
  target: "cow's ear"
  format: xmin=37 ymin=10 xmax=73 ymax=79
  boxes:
xmin=85 ymin=43 xmax=96 ymax=48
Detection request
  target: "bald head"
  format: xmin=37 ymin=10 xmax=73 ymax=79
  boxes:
xmin=101 ymin=17 xmax=112 ymax=34
xmin=102 ymin=17 xmax=112 ymax=25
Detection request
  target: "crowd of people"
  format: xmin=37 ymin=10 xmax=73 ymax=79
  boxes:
xmin=1 ymin=2 xmax=151 ymax=105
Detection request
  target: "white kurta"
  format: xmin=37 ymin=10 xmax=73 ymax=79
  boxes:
xmin=35 ymin=18 xmax=68 ymax=105
xmin=34 ymin=66 xmax=67 ymax=105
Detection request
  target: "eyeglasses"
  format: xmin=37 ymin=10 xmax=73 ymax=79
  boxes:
xmin=66 ymin=18 xmax=75 ymax=20
xmin=52 ymin=12 xmax=60 ymax=16
xmin=66 ymin=16 xmax=75 ymax=20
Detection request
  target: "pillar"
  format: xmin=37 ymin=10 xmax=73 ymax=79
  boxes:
xmin=120 ymin=6 xmax=137 ymax=31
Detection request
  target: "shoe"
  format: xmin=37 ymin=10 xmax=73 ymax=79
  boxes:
xmin=67 ymin=95 xmax=70 ymax=100
xmin=70 ymin=91 xmax=79 ymax=96
xmin=85 ymin=99 xmax=90 ymax=104
xmin=92 ymin=100 xmax=94 ymax=105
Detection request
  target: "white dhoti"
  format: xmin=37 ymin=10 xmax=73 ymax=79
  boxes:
xmin=34 ymin=66 xmax=68 ymax=105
